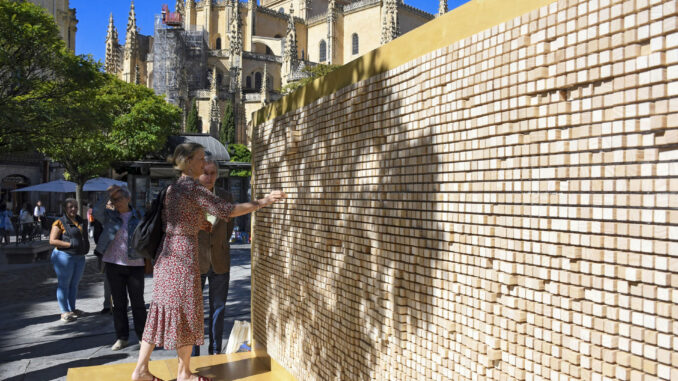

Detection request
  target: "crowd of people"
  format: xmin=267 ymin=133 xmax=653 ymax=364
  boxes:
xmin=42 ymin=142 xmax=285 ymax=381
xmin=0 ymin=200 xmax=49 ymax=244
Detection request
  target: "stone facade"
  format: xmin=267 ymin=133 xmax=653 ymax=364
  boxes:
xmin=252 ymin=0 xmax=678 ymax=379
xmin=28 ymin=0 xmax=77 ymax=52
xmin=104 ymin=0 xmax=434 ymax=145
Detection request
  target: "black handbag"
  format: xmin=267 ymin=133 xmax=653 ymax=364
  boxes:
xmin=131 ymin=185 xmax=169 ymax=260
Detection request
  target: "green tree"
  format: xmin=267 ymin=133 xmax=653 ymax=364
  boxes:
xmin=280 ymin=63 xmax=341 ymax=95
xmin=227 ymin=144 xmax=251 ymax=177
xmin=186 ymin=99 xmax=200 ymax=133
xmin=0 ymin=1 xmax=102 ymax=151
xmin=41 ymin=77 xmax=182 ymax=213
xmin=219 ymin=99 xmax=235 ymax=145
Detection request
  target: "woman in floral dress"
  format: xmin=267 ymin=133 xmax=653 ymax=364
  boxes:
xmin=132 ymin=143 xmax=286 ymax=381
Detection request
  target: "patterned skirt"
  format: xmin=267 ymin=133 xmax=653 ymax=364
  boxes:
xmin=141 ymin=234 xmax=203 ymax=350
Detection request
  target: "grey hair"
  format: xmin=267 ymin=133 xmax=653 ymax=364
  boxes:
xmin=63 ymin=198 xmax=77 ymax=209
xmin=116 ymin=187 xmax=131 ymax=199
xmin=204 ymin=154 xmax=220 ymax=172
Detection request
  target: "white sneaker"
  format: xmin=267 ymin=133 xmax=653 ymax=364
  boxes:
xmin=111 ymin=339 xmax=128 ymax=351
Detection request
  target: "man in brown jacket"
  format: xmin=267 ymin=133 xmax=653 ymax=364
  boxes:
xmin=192 ymin=157 xmax=235 ymax=356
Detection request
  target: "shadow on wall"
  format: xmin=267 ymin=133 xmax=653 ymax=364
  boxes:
xmin=253 ymin=46 xmax=451 ymax=379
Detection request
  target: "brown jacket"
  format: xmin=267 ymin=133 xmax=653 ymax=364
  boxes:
xmin=197 ymin=187 xmax=235 ymax=274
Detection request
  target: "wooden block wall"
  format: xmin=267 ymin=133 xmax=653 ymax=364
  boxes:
xmin=251 ymin=0 xmax=678 ymax=380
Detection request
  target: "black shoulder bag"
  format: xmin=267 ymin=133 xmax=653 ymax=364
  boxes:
xmin=131 ymin=185 xmax=169 ymax=260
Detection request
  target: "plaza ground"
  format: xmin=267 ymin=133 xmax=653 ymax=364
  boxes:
xmin=0 ymin=241 xmax=253 ymax=381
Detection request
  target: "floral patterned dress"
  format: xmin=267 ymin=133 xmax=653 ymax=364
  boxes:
xmin=142 ymin=176 xmax=234 ymax=350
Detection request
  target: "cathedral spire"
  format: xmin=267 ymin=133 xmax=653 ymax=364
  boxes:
xmin=229 ymin=0 xmax=242 ymax=57
xmin=282 ymin=3 xmax=298 ymax=86
xmin=125 ymin=1 xmax=138 ymax=60
xmin=327 ymin=0 xmax=336 ymax=64
xmin=438 ymin=0 xmax=447 ymax=16
xmin=260 ymin=63 xmax=268 ymax=106
xmin=105 ymin=13 xmax=119 ymax=74
xmin=380 ymin=0 xmax=398 ymax=44
xmin=209 ymin=66 xmax=220 ymax=137
xmin=176 ymin=0 xmax=185 ymax=17
xmin=284 ymin=3 xmax=297 ymax=61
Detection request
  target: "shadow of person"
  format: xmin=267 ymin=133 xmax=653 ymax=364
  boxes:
xmin=193 ymin=354 xmax=271 ymax=380
xmin=3 ymin=354 xmax=127 ymax=381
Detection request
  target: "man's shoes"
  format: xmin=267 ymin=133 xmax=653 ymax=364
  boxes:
xmin=111 ymin=339 xmax=128 ymax=351
xmin=100 ymin=307 xmax=112 ymax=314
xmin=72 ymin=309 xmax=85 ymax=317
xmin=60 ymin=312 xmax=76 ymax=322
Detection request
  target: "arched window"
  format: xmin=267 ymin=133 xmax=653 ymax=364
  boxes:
xmin=278 ymin=7 xmax=285 ymax=13
xmin=301 ymin=49 xmax=305 ymax=60
xmin=197 ymin=118 xmax=203 ymax=132
xmin=255 ymin=72 xmax=262 ymax=90
xmin=217 ymin=73 xmax=223 ymax=85
xmin=215 ymin=37 xmax=221 ymax=50
xmin=246 ymin=76 xmax=252 ymax=88
xmin=319 ymin=40 xmax=326 ymax=62
xmin=352 ymin=33 xmax=359 ymax=55
xmin=265 ymin=46 xmax=273 ymax=55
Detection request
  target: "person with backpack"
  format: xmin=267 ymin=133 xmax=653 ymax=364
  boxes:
xmin=131 ymin=142 xmax=286 ymax=381
xmin=93 ymin=186 xmax=146 ymax=351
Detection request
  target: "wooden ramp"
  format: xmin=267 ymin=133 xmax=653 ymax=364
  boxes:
xmin=66 ymin=351 xmax=296 ymax=381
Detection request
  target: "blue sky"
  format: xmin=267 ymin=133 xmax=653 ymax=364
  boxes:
xmin=71 ymin=0 xmax=471 ymax=63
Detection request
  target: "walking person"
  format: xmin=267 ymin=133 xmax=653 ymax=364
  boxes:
xmin=191 ymin=157 xmax=235 ymax=356
xmin=34 ymin=200 xmax=46 ymax=237
xmin=19 ymin=202 xmax=34 ymax=242
xmin=49 ymin=198 xmax=89 ymax=322
xmin=93 ymin=186 xmax=147 ymax=350
xmin=131 ymin=142 xmax=286 ymax=381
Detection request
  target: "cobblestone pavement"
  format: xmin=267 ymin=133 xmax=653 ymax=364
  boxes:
xmin=0 ymin=242 xmax=253 ymax=381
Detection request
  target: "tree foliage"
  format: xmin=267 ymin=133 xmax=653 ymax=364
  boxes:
xmin=0 ymin=2 xmax=182 ymax=213
xmin=280 ymin=63 xmax=341 ymax=95
xmin=227 ymin=144 xmax=251 ymax=177
xmin=40 ymin=76 xmax=182 ymax=212
xmin=219 ymin=99 xmax=235 ymax=145
xmin=0 ymin=1 xmax=102 ymax=151
xmin=186 ymin=99 xmax=200 ymax=133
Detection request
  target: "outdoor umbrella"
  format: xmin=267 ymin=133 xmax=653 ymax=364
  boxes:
xmin=10 ymin=179 xmax=76 ymax=193
xmin=83 ymin=177 xmax=127 ymax=192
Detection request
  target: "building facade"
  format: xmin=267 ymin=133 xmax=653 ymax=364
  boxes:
xmin=105 ymin=0 xmax=437 ymax=145
xmin=29 ymin=0 xmax=78 ymax=52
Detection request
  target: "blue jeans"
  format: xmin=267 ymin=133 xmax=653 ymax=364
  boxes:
xmin=50 ymin=249 xmax=86 ymax=313
xmin=193 ymin=270 xmax=230 ymax=355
